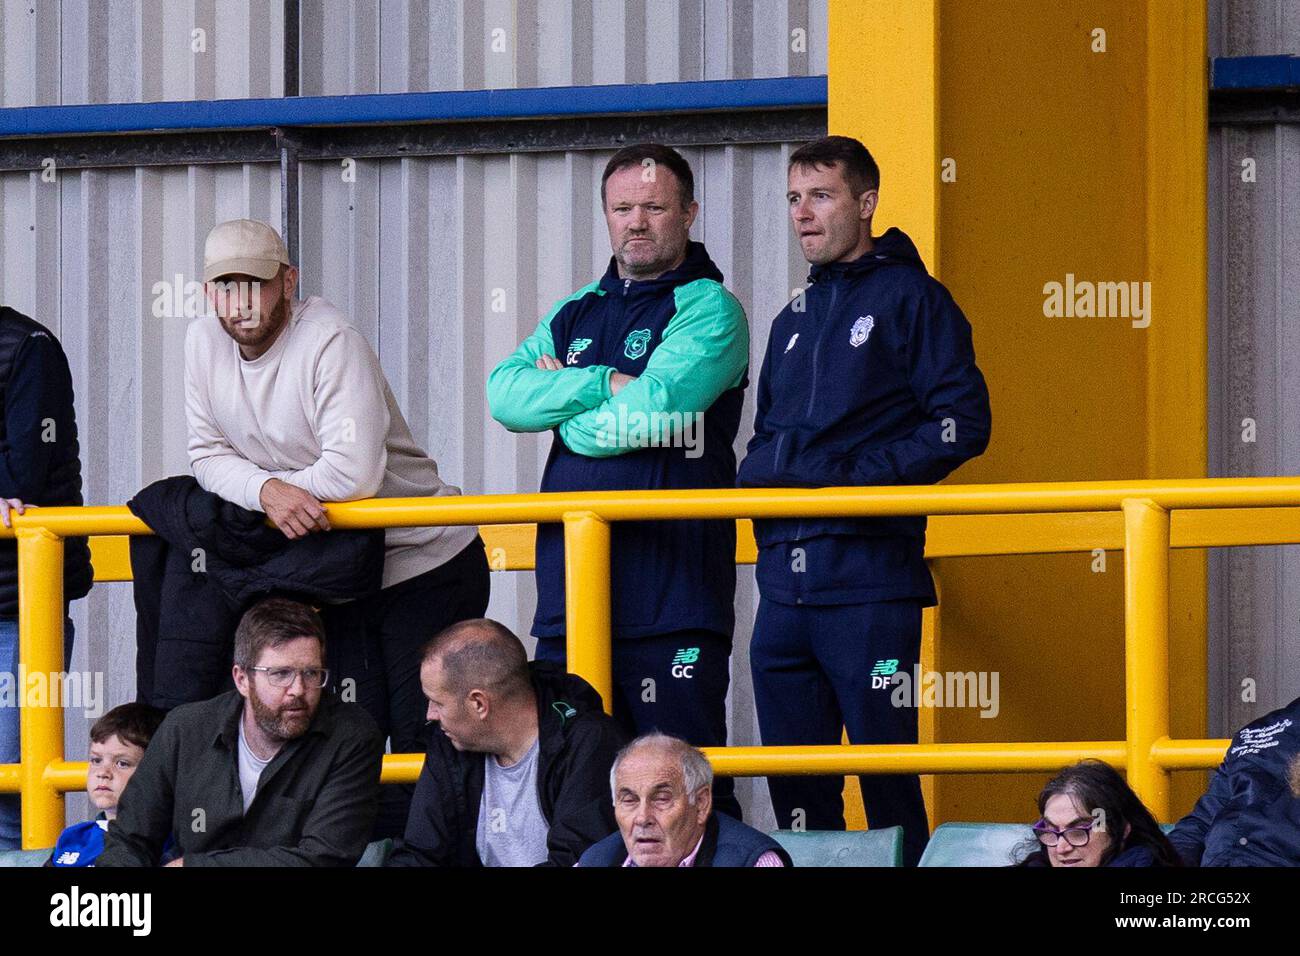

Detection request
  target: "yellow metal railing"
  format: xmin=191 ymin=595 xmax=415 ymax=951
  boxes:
xmin=8 ymin=476 xmax=1291 ymax=850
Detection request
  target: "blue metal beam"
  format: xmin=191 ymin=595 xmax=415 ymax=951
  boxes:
xmin=1212 ymin=55 xmax=1300 ymax=91
xmin=0 ymin=76 xmax=828 ymax=138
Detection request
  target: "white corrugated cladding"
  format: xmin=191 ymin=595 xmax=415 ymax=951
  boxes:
xmin=1207 ymin=0 xmax=1300 ymax=737
xmin=0 ymin=0 xmax=827 ymax=826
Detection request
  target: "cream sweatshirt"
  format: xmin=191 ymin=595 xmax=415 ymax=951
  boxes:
xmin=184 ymin=295 xmax=478 ymax=588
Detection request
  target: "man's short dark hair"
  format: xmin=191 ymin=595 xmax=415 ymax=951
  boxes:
xmin=90 ymin=702 xmax=166 ymax=751
xmin=420 ymin=618 xmax=532 ymax=702
xmin=601 ymin=143 xmax=695 ymax=209
xmin=233 ymin=595 xmax=325 ymax=669
xmin=788 ymin=135 xmax=880 ymax=196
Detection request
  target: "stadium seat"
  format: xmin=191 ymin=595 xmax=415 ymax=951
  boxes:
xmin=919 ymin=823 xmax=1032 ymax=866
xmin=769 ymin=827 xmax=904 ymax=867
xmin=0 ymin=848 xmax=50 ymax=867
xmin=356 ymin=838 xmax=393 ymax=867
xmin=918 ymin=823 xmax=1178 ymax=866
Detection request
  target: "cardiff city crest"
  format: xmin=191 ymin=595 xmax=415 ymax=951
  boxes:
xmin=850 ymin=315 xmax=874 ymax=348
xmin=623 ymin=328 xmax=652 ymax=360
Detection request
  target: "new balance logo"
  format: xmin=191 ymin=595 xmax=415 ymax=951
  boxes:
xmin=671 ymin=647 xmax=700 ymax=679
xmin=871 ymin=658 xmax=899 ymax=689
xmin=566 ymin=337 xmax=593 ymax=365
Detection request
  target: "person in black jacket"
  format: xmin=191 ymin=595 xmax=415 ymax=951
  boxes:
xmin=389 ymin=619 xmax=625 ymax=867
xmin=0 ymin=307 xmax=93 ymax=850
xmin=738 ymin=136 xmax=991 ymax=866
xmin=1168 ymin=696 xmax=1300 ymax=866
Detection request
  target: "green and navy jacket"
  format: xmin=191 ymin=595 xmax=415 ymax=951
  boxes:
xmin=738 ymin=228 xmax=990 ymax=606
xmin=487 ymin=242 xmax=748 ymax=640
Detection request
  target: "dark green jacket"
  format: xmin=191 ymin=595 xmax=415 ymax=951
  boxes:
xmin=97 ymin=690 xmax=383 ymax=867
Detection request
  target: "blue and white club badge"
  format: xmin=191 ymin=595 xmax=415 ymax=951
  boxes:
xmin=850 ymin=315 xmax=874 ymax=348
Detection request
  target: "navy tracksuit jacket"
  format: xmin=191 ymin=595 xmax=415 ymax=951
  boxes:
xmin=1169 ymin=696 xmax=1300 ymax=866
xmin=739 ymin=227 xmax=991 ymax=863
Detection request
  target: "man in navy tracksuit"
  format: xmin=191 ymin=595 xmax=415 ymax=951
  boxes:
xmin=1169 ymin=696 xmax=1300 ymax=865
xmin=738 ymin=136 xmax=991 ymax=865
xmin=488 ymin=144 xmax=749 ymax=819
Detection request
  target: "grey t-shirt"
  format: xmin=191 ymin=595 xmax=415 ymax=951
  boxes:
xmin=236 ymin=718 xmax=273 ymax=813
xmin=475 ymin=738 xmax=548 ymax=867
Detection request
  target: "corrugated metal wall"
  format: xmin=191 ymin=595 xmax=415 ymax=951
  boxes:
xmin=0 ymin=0 xmax=826 ymax=827
xmin=1207 ymin=0 xmax=1300 ymax=736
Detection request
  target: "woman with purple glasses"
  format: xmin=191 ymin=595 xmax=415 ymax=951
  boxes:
xmin=1012 ymin=760 xmax=1181 ymax=867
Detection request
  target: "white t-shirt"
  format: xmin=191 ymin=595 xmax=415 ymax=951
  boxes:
xmin=236 ymin=718 xmax=273 ymax=813
xmin=184 ymin=296 xmax=478 ymax=587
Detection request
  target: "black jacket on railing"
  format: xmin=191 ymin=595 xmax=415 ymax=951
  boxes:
xmin=127 ymin=475 xmax=385 ymax=709
xmin=388 ymin=661 xmax=626 ymax=867
xmin=0 ymin=307 xmax=93 ymax=616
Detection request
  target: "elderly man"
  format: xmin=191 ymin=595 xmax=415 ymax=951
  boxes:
xmin=487 ymin=143 xmax=748 ymax=820
xmin=187 ymin=219 xmax=489 ymax=834
xmin=389 ymin=619 xmax=625 ymax=867
xmin=97 ymin=597 xmax=383 ymax=867
xmin=578 ymin=733 xmax=792 ymax=867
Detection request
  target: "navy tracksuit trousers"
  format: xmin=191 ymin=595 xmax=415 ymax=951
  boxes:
xmin=750 ymin=598 xmax=929 ymax=866
xmin=534 ymin=629 xmax=741 ymax=821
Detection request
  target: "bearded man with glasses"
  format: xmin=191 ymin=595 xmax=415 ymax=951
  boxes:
xmin=99 ymin=597 xmax=384 ymax=867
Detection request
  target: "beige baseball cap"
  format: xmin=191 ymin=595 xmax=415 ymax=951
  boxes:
xmin=203 ymin=219 xmax=290 ymax=282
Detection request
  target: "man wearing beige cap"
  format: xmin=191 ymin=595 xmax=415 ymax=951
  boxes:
xmin=186 ymin=218 xmax=490 ymax=836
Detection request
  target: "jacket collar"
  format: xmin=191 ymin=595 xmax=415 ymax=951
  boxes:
xmin=528 ymin=660 xmax=605 ymax=762
xmin=807 ymin=226 xmax=928 ymax=285
xmin=597 ymin=240 xmax=724 ymax=296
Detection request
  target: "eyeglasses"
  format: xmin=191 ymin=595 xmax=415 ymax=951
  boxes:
xmin=247 ymin=666 xmax=329 ymax=689
xmin=1032 ymin=819 xmax=1096 ymax=848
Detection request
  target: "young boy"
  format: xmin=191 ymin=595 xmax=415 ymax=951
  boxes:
xmin=48 ymin=703 xmax=164 ymax=867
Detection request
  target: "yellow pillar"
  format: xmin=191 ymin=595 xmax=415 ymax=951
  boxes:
xmin=563 ymin=512 xmax=613 ymax=714
xmin=16 ymin=528 xmax=66 ymax=849
xmin=829 ymin=0 xmax=938 ymax=272
xmin=1123 ymin=499 xmax=1170 ymax=820
xmin=829 ymin=0 xmax=1207 ymax=824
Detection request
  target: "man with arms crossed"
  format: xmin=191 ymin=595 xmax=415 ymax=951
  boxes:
xmin=488 ymin=144 xmax=748 ymax=819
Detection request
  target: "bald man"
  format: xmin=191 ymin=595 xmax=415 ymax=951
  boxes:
xmin=578 ymin=733 xmax=792 ymax=867
xmin=388 ymin=619 xmax=625 ymax=867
